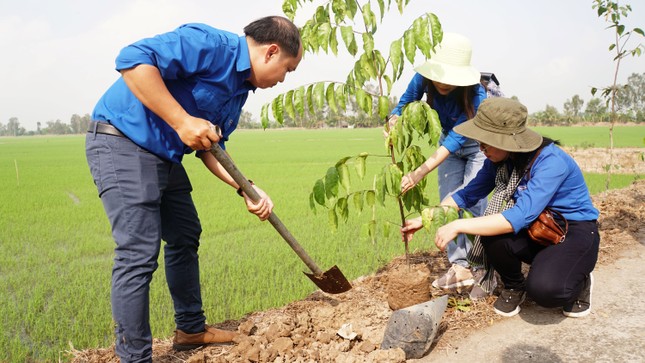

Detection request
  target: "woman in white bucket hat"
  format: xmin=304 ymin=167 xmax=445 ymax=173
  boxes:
xmin=387 ymin=33 xmax=488 ymax=295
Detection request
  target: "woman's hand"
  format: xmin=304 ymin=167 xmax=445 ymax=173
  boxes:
xmin=242 ymin=185 xmax=274 ymax=221
xmin=401 ymin=217 xmax=423 ymax=243
xmin=401 ymin=172 xmax=419 ymax=194
xmin=383 ymin=115 xmax=398 ymax=138
xmin=435 ymin=221 xmax=461 ymax=251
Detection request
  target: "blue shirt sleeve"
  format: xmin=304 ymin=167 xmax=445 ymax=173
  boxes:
xmin=452 ymin=158 xmax=496 ymax=208
xmin=115 ymin=23 xmax=229 ymax=80
xmin=441 ymin=84 xmax=487 ymax=153
xmin=391 ymin=73 xmax=426 ymax=116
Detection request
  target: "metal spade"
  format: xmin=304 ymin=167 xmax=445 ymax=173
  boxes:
xmin=210 ymin=144 xmax=352 ymax=294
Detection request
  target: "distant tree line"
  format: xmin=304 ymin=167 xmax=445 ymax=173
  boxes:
xmin=2 ymin=72 xmax=643 ymax=136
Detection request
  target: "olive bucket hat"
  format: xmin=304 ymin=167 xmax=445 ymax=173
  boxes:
xmin=454 ymin=98 xmax=543 ymax=152
xmin=413 ymin=33 xmax=481 ymax=87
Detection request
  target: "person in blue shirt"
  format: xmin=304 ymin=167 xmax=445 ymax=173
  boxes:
xmin=386 ymin=33 xmax=488 ymax=293
xmin=85 ymin=16 xmax=302 ymax=362
xmin=401 ymin=98 xmax=600 ymax=319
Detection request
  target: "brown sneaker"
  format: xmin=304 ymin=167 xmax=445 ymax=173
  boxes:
xmin=431 ymin=264 xmax=474 ymax=289
xmin=173 ymin=325 xmax=238 ymax=351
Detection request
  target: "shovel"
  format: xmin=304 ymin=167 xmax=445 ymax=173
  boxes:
xmin=210 ymin=144 xmax=352 ymax=294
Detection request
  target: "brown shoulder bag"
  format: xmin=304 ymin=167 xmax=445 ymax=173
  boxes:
xmin=524 ymin=147 xmax=569 ymax=246
xmin=528 ymin=208 xmax=568 ymax=246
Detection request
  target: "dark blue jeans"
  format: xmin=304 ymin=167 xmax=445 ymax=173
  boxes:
xmin=482 ymin=220 xmax=599 ymax=308
xmin=86 ymin=133 xmax=205 ymax=362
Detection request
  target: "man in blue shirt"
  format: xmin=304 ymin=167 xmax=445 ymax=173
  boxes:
xmin=85 ymin=16 xmax=302 ymax=362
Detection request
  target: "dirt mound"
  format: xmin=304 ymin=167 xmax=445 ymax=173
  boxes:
xmin=70 ymin=178 xmax=645 ymax=363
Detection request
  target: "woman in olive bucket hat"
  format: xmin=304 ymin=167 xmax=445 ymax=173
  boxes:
xmin=401 ymin=98 xmax=600 ymax=318
xmin=386 ymin=33 xmax=489 ymax=296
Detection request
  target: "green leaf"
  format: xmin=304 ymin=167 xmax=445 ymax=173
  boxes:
xmin=345 ymin=0 xmax=358 ymax=19
xmin=331 ymin=0 xmax=346 ymax=24
xmin=337 ymin=163 xmax=351 ymax=192
xmin=328 ymin=209 xmax=338 ymax=232
xmin=313 ymin=179 xmax=326 ymax=206
xmin=360 ymin=53 xmax=377 ymax=80
xmin=313 ymin=82 xmax=325 ymax=110
xmin=362 ymin=3 xmax=373 ymax=33
xmin=261 ymin=103 xmax=269 ymax=129
xmin=335 ymin=84 xmax=347 ymax=111
xmin=634 ymin=28 xmax=644 ymax=36
xmin=378 ymin=96 xmax=390 ymax=120
xmin=340 ymin=26 xmax=357 ymax=56
xmin=336 ymin=197 xmax=349 ymax=222
xmin=368 ymin=220 xmax=376 ymax=239
xmin=284 ymin=90 xmax=295 ymax=120
xmin=308 ymin=192 xmax=316 ymax=213
xmin=355 ymin=154 xmax=367 ymax=180
xmin=335 ymin=156 xmax=351 ymax=167
xmin=390 ymin=39 xmax=403 ymax=80
xmin=428 ymin=13 xmax=442 ymax=48
xmin=617 ymin=24 xmax=625 ymax=36
xmin=462 ymin=210 xmax=474 ymax=219
xmin=365 ymin=190 xmax=376 ymax=207
xmin=431 ymin=206 xmax=446 ymax=232
xmin=377 ymin=0 xmax=385 ymax=21
xmin=326 ymin=83 xmax=338 ymax=114
xmin=382 ymin=221 xmax=391 ymax=238
xmin=383 ymin=74 xmax=393 ymax=94
xmin=324 ymin=166 xmax=339 ymax=198
xmin=306 ymin=84 xmax=315 ymax=115
xmin=445 ymin=206 xmax=459 ymax=223
xmin=421 ymin=208 xmax=433 ymax=232
xmin=271 ymin=96 xmax=284 ymax=125
xmin=294 ymin=86 xmax=305 ymax=117
xmin=329 ymin=26 xmax=339 ymax=55
xmin=403 ymin=29 xmax=416 ymax=64
xmin=362 ymin=33 xmax=375 ymax=55
xmin=389 ymin=164 xmax=403 ymax=196
xmin=425 ymin=103 xmax=442 ymax=145
xmin=317 ymin=23 xmax=332 ymax=53
xmin=375 ymin=173 xmax=386 ymax=206
xmin=282 ymin=0 xmax=296 ymax=20
xmin=353 ymin=191 xmax=364 ymax=213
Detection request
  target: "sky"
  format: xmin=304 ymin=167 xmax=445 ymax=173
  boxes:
xmin=1 ymin=0 xmax=644 ymax=131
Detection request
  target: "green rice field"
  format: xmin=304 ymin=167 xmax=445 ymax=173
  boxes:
xmin=0 ymin=126 xmax=642 ymax=361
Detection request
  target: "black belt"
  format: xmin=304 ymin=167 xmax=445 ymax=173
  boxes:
xmin=87 ymin=121 xmax=125 ymax=137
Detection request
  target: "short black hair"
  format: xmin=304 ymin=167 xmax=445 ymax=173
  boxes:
xmin=244 ymin=16 xmax=301 ymax=58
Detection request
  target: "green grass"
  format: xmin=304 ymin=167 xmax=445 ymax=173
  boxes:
xmin=0 ymin=126 xmax=641 ymax=362
xmin=533 ymin=125 xmax=645 ymax=148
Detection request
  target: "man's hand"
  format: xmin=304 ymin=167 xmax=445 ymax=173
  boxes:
xmin=242 ymin=185 xmax=274 ymax=221
xmin=175 ymin=117 xmax=221 ymax=150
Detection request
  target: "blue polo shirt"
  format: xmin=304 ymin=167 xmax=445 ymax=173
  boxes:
xmin=452 ymin=143 xmax=599 ymax=233
xmin=391 ymin=73 xmax=487 ymax=153
xmin=92 ymin=23 xmax=256 ymax=163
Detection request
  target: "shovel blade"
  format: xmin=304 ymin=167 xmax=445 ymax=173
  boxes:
xmin=304 ymin=265 xmax=352 ymax=294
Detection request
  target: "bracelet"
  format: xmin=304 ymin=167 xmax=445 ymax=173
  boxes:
xmin=237 ymin=180 xmax=253 ymax=197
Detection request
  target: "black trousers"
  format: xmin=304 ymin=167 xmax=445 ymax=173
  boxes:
xmin=482 ymin=220 xmax=599 ymax=308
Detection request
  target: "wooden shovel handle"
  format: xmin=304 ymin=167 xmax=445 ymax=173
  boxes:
xmin=210 ymin=144 xmax=324 ymax=276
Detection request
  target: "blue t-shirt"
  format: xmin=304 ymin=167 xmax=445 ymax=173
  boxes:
xmin=452 ymin=143 xmax=599 ymax=233
xmin=391 ymin=73 xmax=487 ymax=153
xmin=92 ymin=23 xmax=256 ymax=163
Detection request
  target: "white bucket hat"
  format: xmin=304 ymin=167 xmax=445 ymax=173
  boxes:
xmin=414 ymin=33 xmax=480 ymax=87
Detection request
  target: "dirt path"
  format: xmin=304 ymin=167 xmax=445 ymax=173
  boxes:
xmin=414 ymin=231 xmax=645 ymax=363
